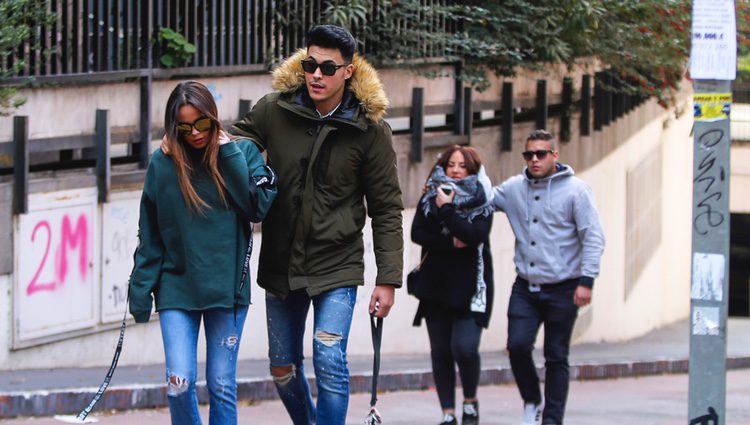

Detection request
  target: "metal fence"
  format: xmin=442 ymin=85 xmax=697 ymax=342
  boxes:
xmin=6 ymin=0 xmax=458 ymax=78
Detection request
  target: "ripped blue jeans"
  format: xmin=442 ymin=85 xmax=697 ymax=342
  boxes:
xmin=159 ymin=306 xmax=248 ymax=425
xmin=266 ymin=286 xmax=357 ymax=425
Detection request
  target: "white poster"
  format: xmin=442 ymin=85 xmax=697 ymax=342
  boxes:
xmin=691 ymin=252 xmax=725 ymax=301
xmin=692 ymin=306 xmax=720 ymax=336
xmin=690 ymin=0 xmax=737 ymax=80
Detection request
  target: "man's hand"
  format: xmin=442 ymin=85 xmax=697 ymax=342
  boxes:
xmin=161 ymin=130 xmax=231 ymax=153
xmin=160 ymin=134 xmax=171 ymax=155
xmin=574 ymin=285 xmax=592 ymax=307
xmin=453 ymin=237 xmax=467 ymax=248
xmin=218 ymin=129 xmax=231 ymax=145
xmin=369 ymin=285 xmax=395 ymax=318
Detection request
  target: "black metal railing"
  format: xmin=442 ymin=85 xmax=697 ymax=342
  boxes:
xmin=6 ymin=0 xmax=458 ymax=79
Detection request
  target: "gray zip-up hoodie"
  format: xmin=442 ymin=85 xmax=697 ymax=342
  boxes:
xmin=491 ymin=163 xmax=605 ymax=287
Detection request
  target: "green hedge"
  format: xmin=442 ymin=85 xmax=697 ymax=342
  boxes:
xmin=738 ymin=54 xmax=750 ymax=82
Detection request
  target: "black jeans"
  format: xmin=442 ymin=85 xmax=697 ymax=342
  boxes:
xmin=507 ymin=278 xmax=579 ymax=425
xmin=425 ymin=308 xmax=483 ymax=410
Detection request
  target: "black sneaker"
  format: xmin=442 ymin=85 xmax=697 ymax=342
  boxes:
xmin=462 ymin=401 xmax=479 ymax=425
xmin=439 ymin=413 xmax=458 ymax=425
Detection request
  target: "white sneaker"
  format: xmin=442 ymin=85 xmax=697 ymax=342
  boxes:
xmin=521 ymin=401 xmax=543 ymax=425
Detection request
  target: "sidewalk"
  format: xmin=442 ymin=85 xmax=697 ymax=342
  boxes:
xmin=2 ymin=318 xmax=750 ymax=419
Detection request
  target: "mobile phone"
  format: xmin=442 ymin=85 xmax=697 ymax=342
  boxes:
xmin=439 ymin=184 xmax=453 ymax=196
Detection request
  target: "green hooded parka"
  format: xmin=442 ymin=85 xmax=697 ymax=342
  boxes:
xmin=231 ymin=49 xmax=404 ymax=297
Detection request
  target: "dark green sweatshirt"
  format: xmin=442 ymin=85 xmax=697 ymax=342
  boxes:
xmin=129 ymin=140 xmax=276 ymax=323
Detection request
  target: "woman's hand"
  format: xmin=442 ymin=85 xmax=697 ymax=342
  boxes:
xmin=218 ymin=130 xmax=231 ymax=145
xmin=435 ymin=187 xmax=455 ymax=207
xmin=453 ymin=237 xmax=467 ymax=248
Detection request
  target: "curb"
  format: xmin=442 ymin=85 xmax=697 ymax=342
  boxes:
xmin=2 ymin=357 xmax=750 ymax=419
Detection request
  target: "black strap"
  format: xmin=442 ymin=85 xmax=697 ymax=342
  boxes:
xmin=235 ymin=166 xmax=271 ymax=321
xmin=235 ymin=222 xmax=254 ymax=322
xmin=369 ymin=314 xmax=383 ymax=408
xmin=239 ymin=223 xmax=254 ymax=293
xmin=75 ymin=292 xmax=129 ymax=421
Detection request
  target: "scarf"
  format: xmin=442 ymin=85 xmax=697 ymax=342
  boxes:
xmin=421 ymin=165 xmax=493 ymax=313
xmin=421 ymin=165 xmax=494 ymax=221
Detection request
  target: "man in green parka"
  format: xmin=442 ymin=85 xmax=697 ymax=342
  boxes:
xmin=231 ymin=25 xmax=403 ymax=425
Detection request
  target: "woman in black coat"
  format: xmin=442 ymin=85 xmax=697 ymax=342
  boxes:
xmin=411 ymin=145 xmax=494 ymax=425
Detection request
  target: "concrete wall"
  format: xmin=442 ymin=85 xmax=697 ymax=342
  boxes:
xmin=0 ymin=76 xmax=273 ymax=143
xmin=0 ymin=69 xmax=698 ymax=370
xmin=730 ymin=143 xmax=750 ymax=214
xmin=393 ymin=94 xmax=696 ymax=348
xmin=0 ymin=68 xmax=457 ymax=144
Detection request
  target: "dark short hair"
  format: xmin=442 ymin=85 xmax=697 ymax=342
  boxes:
xmin=306 ymin=25 xmax=357 ymax=63
xmin=435 ymin=145 xmax=482 ymax=176
xmin=526 ymin=129 xmax=558 ymax=149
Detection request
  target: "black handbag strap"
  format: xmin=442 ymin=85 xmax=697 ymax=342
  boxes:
xmin=75 ymin=291 xmax=129 ymax=421
xmin=416 ymin=252 xmax=428 ymax=271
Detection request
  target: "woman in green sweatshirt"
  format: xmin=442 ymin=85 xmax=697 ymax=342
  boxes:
xmin=128 ymin=81 xmax=276 ymax=425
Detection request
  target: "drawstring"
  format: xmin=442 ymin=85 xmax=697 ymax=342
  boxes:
xmin=547 ymin=178 xmax=552 ymax=209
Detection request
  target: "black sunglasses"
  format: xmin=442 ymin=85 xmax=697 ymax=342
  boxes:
xmin=301 ymin=58 xmax=347 ymax=76
xmin=177 ymin=117 xmax=212 ymax=135
xmin=521 ymin=150 xmax=555 ymax=161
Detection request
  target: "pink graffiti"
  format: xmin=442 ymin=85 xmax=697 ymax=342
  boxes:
xmin=55 ymin=214 xmax=89 ymax=285
xmin=26 ymin=220 xmax=54 ymax=295
xmin=26 ymin=213 xmax=90 ymax=296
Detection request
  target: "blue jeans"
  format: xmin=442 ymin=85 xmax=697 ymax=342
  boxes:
xmin=266 ymin=286 xmax=357 ymax=425
xmin=507 ymin=278 xmax=578 ymax=425
xmin=159 ymin=306 xmax=249 ymax=425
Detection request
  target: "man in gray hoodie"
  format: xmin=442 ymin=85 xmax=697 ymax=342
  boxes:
xmin=491 ymin=129 xmax=605 ymax=425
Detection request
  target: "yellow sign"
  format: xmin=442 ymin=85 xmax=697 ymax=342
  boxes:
xmin=693 ymin=92 xmax=732 ymax=122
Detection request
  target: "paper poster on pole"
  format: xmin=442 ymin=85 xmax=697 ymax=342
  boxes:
xmin=691 ymin=252 xmax=725 ymax=301
xmin=692 ymin=306 xmax=720 ymax=336
xmin=690 ymin=0 xmax=737 ymax=80
xmin=693 ymin=93 xmax=732 ymax=122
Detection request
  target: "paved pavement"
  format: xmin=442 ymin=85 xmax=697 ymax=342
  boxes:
xmin=3 ymin=369 xmax=750 ymax=424
xmin=2 ymin=318 xmax=750 ymax=420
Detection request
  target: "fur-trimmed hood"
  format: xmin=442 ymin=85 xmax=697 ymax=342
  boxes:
xmin=271 ymin=48 xmax=389 ymax=123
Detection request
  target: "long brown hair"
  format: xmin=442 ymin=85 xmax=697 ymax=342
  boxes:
xmin=435 ymin=145 xmax=482 ymax=176
xmin=163 ymin=81 xmax=227 ymax=215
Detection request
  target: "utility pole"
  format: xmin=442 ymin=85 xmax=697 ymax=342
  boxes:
xmin=688 ymin=1 xmax=736 ymax=425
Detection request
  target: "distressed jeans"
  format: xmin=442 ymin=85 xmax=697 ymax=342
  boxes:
xmin=266 ymin=286 xmax=357 ymax=425
xmin=507 ymin=278 xmax=579 ymax=425
xmin=159 ymin=306 xmax=249 ymax=425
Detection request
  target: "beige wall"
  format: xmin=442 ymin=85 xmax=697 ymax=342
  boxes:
xmin=0 ymin=70 xmax=698 ymax=369
xmin=0 ymin=75 xmax=276 ymax=144
xmin=397 ymin=97 xmax=695 ymax=347
xmin=731 ymin=144 xmax=750 ymax=213
xmin=0 ymin=68 xmax=453 ymax=144
xmin=578 ymin=100 xmax=694 ymax=341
